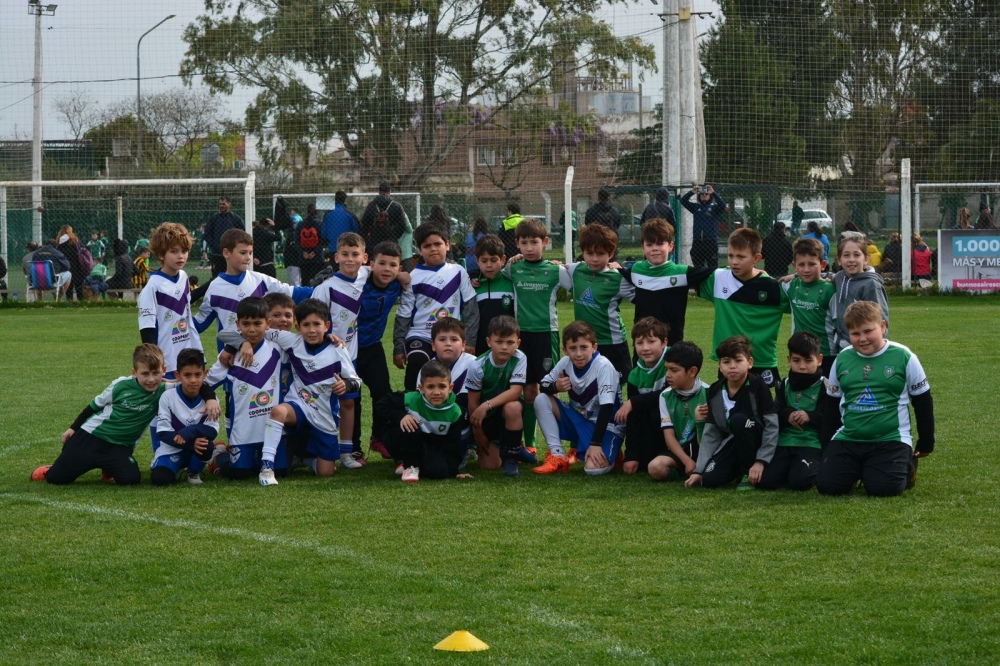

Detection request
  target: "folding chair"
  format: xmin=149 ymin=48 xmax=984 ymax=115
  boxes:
xmin=28 ymin=260 xmax=70 ymax=301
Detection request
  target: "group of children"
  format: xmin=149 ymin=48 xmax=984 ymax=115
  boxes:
xmin=31 ymin=209 xmax=935 ymax=497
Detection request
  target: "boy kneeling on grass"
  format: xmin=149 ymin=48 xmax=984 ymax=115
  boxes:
xmin=32 ymin=344 xmax=220 ymax=485
xmin=817 ymin=301 xmax=934 ymax=496
xmin=377 ymin=361 xmax=472 ymax=482
xmin=533 ymin=321 xmax=625 ymax=476
xmin=686 ymin=335 xmax=778 ymax=490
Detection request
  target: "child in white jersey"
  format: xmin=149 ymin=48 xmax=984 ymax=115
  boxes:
xmin=533 ymin=321 xmax=625 ymax=476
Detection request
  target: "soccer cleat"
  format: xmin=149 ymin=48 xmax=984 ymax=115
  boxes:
xmin=369 ymin=438 xmax=392 ymax=460
xmin=30 ymin=465 xmax=50 ymax=482
xmin=100 ymin=470 xmax=115 ymax=484
xmin=736 ymin=475 xmax=754 ymax=491
xmin=350 ymin=451 xmax=367 ymax=467
xmin=533 ymin=455 xmax=569 ymax=475
xmin=186 ymin=471 xmax=203 ymax=485
xmin=339 ymin=453 xmax=364 ymax=469
xmin=503 ymin=457 xmax=520 ymax=477
xmin=516 ymin=447 xmax=538 ymax=465
xmin=566 ymin=448 xmax=579 ymax=465
xmin=401 ymin=466 xmax=420 ymax=482
xmin=395 ymin=463 xmax=405 ymax=476
xmin=259 ymin=461 xmax=279 ymax=486
xmin=207 ymin=444 xmax=228 ymax=475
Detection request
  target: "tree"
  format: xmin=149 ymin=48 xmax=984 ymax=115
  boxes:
xmin=180 ymin=0 xmax=655 ymax=187
xmin=53 ymin=89 xmax=100 ymax=141
xmin=701 ymin=18 xmax=808 ymax=185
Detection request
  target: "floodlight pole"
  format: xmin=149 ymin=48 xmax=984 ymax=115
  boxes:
xmin=136 ymin=14 xmax=175 ymax=168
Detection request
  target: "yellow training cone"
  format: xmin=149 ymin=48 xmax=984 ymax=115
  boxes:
xmin=433 ymin=630 xmax=489 ymax=652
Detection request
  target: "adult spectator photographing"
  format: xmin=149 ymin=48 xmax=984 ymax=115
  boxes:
xmin=680 ymin=184 xmax=726 ymax=268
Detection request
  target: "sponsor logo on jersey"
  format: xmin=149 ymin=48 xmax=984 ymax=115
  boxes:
xmin=297 ymin=387 xmax=319 ymax=407
xmin=250 ymin=389 xmax=273 ymax=409
xmin=863 ymin=363 xmax=872 ymax=381
xmin=427 ymin=306 xmax=456 ymax=322
xmin=171 ymin=318 xmax=189 ymax=338
xmin=579 ymin=287 xmax=596 ymax=304
xmin=850 ymin=387 xmax=880 ymax=412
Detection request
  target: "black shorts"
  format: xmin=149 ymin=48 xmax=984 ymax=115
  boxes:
xmin=480 ymin=408 xmax=506 ymax=443
xmin=404 ymin=338 xmax=434 ymax=391
xmin=519 ymin=331 xmax=559 ymax=383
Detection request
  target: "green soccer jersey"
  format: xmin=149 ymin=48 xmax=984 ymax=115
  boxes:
xmin=504 ymin=260 xmax=572 ymax=333
xmin=627 ymin=348 xmax=668 ymax=395
xmin=828 ymin=340 xmax=929 ymax=447
xmin=82 ymin=376 xmax=166 ymax=447
xmin=699 ymin=269 xmax=789 ymax=368
xmin=658 ymin=380 xmax=710 ymax=451
xmin=404 ymin=391 xmax=463 ymax=436
xmin=784 ymin=276 xmax=835 ymax=356
xmin=777 ymin=378 xmax=824 ymax=449
xmin=567 ymin=263 xmax=635 ymax=345
xmin=465 ymin=350 xmax=528 ymax=401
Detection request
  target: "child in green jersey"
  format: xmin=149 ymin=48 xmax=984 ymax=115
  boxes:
xmin=466 ymin=316 xmax=529 ymax=476
xmin=503 ymin=218 xmax=572 ymax=451
xmin=617 ymin=317 xmax=672 ymax=474
xmin=686 ymin=336 xmax=779 ymax=490
xmin=380 ymin=361 xmax=471 ymax=482
xmin=699 ymin=228 xmax=789 ymax=390
xmin=758 ymin=332 xmax=832 ymax=491
xmin=648 ymin=341 xmax=710 ymax=481
xmin=32 ymin=344 xmax=220 ymax=485
xmin=470 ymin=234 xmax=515 ymax=357
xmin=817 ymin=301 xmax=934 ymax=497
xmin=782 ymin=238 xmax=836 ymax=377
xmin=566 ymin=223 xmax=635 ymax=380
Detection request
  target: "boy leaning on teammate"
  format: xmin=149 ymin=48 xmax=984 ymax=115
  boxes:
xmin=817 ymin=301 xmax=935 ymax=497
xmin=650 ymin=342 xmax=709 ymax=482
xmin=393 ymin=222 xmax=478 ymax=391
xmin=503 ymin=217 xmax=572 ymax=451
xmin=617 ymin=317 xmax=670 ymax=474
xmin=32 ymin=344 xmax=220 ymax=486
xmin=686 ymin=335 xmax=779 ymax=490
xmin=533 ymin=321 xmax=625 ymax=476
xmin=699 ymin=228 xmax=789 ymax=390
xmin=758 ymin=332 xmax=832 ymax=491
xmin=465 ymin=315 xmax=529 ymax=475
xmin=566 ymin=223 xmax=636 ymax=380
xmin=150 ymin=348 xmax=220 ymax=486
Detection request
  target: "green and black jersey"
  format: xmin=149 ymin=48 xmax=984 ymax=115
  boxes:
xmin=699 ymin=269 xmax=789 ymax=368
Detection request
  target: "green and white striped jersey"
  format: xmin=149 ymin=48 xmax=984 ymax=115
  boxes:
xmin=699 ymin=269 xmax=789 ymax=368
xmin=82 ymin=377 xmax=166 ymax=447
xmin=626 ymin=348 xmax=668 ymax=395
xmin=567 ymin=263 xmax=635 ymax=345
xmin=465 ymin=350 xmax=528 ymax=401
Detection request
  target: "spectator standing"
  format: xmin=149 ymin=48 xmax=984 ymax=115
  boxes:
xmin=584 ymin=188 xmax=622 ymax=241
xmin=791 ymin=200 xmax=805 ymax=235
xmin=954 ymin=207 xmax=972 ymax=230
xmin=106 ymin=239 xmax=135 ymax=292
xmin=801 ymin=221 xmax=830 ymax=262
xmin=203 ymin=196 xmax=245 ymax=278
xmin=252 ymin=217 xmax=281 ymax=277
xmin=56 ymin=226 xmax=89 ymax=301
xmin=880 ymin=233 xmax=902 ymax=275
xmin=975 ymin=205 xmax=996 ymax=229
xmin=283 ymin=220 xmax=302 ymax=287
xmin=320 ymin=190 xmax=361 ymax=255
xmin=86 ymin=230 xmax=106 ymax=266
xmin=498 ymin=201 xmax=525 ymax=259
xmin=680 ymin=184 xmax=727 ymax=269
xmin=361 ymin=181 xmax=410 ymax=266
xmin=639 ymin=187 xmax=677 ymax=227
xmin=761 ymin=222 xmax=794 ymax=278
xmin=465 ymin=217 xmax=490 ymax=273
xmin=911 ymin=234 xmax=933 ymax=280
xmin=299 ymin=204 xmax=325 ymax=285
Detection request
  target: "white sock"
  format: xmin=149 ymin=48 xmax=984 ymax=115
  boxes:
xmin=533 ymin=394 xmax=564 ymax=458
xmin=262 ymin=419 xmax=283 ymax=464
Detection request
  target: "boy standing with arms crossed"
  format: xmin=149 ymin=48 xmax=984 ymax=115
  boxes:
xmin=817 ymin=301 xmax=934 ymax=496
xmin=699 ymin=228 xmax=789 ymax=390
xmin=393 ymin=222 xmax=478 ymax=390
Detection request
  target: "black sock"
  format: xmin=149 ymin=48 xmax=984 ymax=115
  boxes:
xmin=500 ymin=428 xmax=523 ymax=460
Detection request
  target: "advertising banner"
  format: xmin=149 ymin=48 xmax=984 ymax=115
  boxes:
xmin=938 ymin=229 xmax=1000 ymax=292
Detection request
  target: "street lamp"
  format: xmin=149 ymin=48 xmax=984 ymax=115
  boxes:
xmin=136 ymin=14 xmax=175 ymax=168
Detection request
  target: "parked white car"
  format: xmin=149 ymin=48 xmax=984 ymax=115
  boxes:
xmin=776 ymin=209 xmax=834 ymax=233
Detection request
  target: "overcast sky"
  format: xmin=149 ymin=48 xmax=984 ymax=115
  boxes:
xmin=0 ymin=0 xmax=720 ymax=142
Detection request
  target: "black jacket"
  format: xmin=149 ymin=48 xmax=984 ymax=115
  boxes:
xmin=762 ymin=231 xmax=793 ymax=277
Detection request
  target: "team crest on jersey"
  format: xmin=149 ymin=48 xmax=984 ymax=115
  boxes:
xmin=170 ymin=454 xmax=181 ymax=463
xmin=339 ymin=310 xmax=349 ymax=321
xmin=229 ymin=446 xmax=241 ymax=463
xmin=670 ymin=276 xmax=678 ymax=286
xmin=542 ymin=358 xmax=554 ymax=372
xmin=883 ymin=365 xmax=895 ymax=379
xmin=760 ymin=369 xmax=774 ymax=384
xmin=228 ymin=313 xmax=237 ymax=324
xmin=238 ymin=383 xmax=249 ymax=395
xmin=501 ymin=294 xmax=513 ymax=308
xmin=164 ymin=311 xmax=173 ymax=321
xmin=758 ymin=291 xmax=767 ymax=302
xmin=250 ymin=389 xmax=273 ymax=409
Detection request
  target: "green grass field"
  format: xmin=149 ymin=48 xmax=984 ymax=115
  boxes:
xmin=2 ymin=296 xmax=999 ymax=665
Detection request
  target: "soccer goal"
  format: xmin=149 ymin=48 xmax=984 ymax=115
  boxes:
xmin=0 ymin=173 xmax=256 ymax=297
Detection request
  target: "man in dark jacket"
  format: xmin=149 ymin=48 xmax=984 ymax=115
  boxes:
xmin=584 ymin=188 xmax=622 ymax=234
xmin=762 ymin=222 xmax=793 ymax=278
xmin=680 ymin=184 xmax=726 ymax=269
xmin=360 ymin=182 xmax=408 ymax=251
xmin=203 ymin=196 xmax=245 ymax=278
xmin=639 ymin=186 xmax=676 ymax=227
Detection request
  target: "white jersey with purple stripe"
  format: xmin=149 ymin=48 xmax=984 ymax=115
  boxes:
xmin=194 ymin=270 xmax=293 ymax=349
xmin=207 ymin=339 xmax=283 ymax=445
xmin=417 ymin=352 xmax=477 ymax=395
xmin=154 ymin=386 xmax=220 ymax=458
xmin=397 ymin=263 xmax=477 ymax=342
xmin=542 ymin=353 xmax=624 ymax=437
xmin=137 ymin=270 xmax=202 ymax=375
xmin=312 ymin=266 xmax=370 ymax=361
xmin=265 ymin=329 xmax=361 ymax=435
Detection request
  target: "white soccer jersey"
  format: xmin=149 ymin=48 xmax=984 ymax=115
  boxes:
xmin=207 ymin=338 xmax=283 ymax=445
xmin=542 ymin=353 xmax=624 ymax=436
xmin=417 ymin=352 xmax=478 ymax=395
xmin=313 ymin=266 xmax=370 ymax=361
xmin=264 ymin=329 xmax=361 ymax=435
xmin=154 ymin=386 xmax=220 ymax=459
xmin=396 ymin=263 xmax=477 ymax=341
xmin=194 ymin=270 xmax=294 ymax=347
xmin=138 ymin=270 xmax=202 ymax=374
